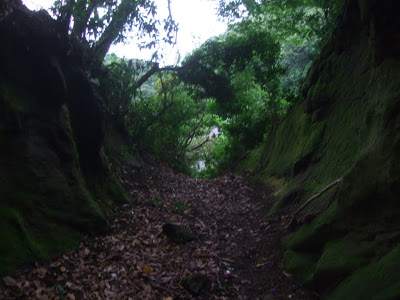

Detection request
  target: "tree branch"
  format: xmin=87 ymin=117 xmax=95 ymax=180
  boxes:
xmin=58 ymin=0 xmax=75 ymax=35
xmin=177 ymin=117 xmax=204 ymax=157
xmin=93 ymin=0 xmax=137 ymax=60
xmin=72 ymin=0 xmax=99 ymax=39
xmin=190 ymin=137 xmax=210 ymax=151
xmin=133 ymin=63 xmax=160 ymax=91
xmin=132 ymin=59 xmax=199 ymax=91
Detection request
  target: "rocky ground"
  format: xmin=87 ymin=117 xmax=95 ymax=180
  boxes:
xmin=0 ymin=164 xmax=317 ymax=299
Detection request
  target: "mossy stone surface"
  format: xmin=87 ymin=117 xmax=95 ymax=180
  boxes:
xmin=0 ymin=7 xmax=131 ymax=275
xmin=0 ymin=73 xmax=124 ymax=275
xmin=326 ymin=245 xmax=400 ymax=300
xmin=0 ymin=83 xmax=107 ymax=274
xmin=236 ymin=1 xmax=400 ymax=297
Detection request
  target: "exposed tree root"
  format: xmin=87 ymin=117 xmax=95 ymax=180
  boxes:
xmin=286 ymin=178 xmax=343 ymax=230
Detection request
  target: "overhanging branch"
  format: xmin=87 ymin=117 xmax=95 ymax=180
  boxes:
xmin=133 ymin=59 xmax=200 ymax=91
xmin=190 ymin=137 xmax=210 ymax=151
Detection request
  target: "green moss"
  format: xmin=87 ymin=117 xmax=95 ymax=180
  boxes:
xmin=284 ymin=250 xmax=319 ymax=284
xmin=283 ymin=201 xmax=338 ymax=252
xmin=269 ymin=180 xmax=302 ymax=213
xmin=0 ymin=208 xmax=32 ymax=272
xmin=0 ymin=82 xmax=32 ymax=113
xmin=0 ymin=83 xmax=112 ymax=274
xmin=252 ymin=30 xmax=400 ymax=297
xmin=237 ymin=52 xmax=368 ymax=218
xmin=260 ymin=104 xmax=313 ymax=177
xmin=0 ymin=200 xmax=85 ymax=274
xmin=326 ymin=245 xmax=400 ymax=299
xmin=235 ymin=145 xmax=264 ymax=173
xmin=95 ymin=147 xmax=130 ymax=206
xmin=313 ymin=234 xmax=375 ymax=290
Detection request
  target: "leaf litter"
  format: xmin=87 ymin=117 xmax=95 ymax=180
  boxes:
xmin=0 ymin=164 xmax=316 ymax=299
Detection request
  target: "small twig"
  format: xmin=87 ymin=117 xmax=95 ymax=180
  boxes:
xmin=216 ymin=258 xmax=222 ymax=288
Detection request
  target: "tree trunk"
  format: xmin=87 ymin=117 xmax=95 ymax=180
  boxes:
xmin=93 ymin=0 xmax=137 ymax=61
xmin=72 ymin=0 xmax=98 ymax=39
xmin=58 ymin=0 xmax=75 ymax=35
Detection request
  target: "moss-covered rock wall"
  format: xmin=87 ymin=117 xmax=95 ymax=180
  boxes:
xmin=237 ymin=0 xmax=400 ymax=297
xmin=0 ymin=1 xmax=128 ymax=274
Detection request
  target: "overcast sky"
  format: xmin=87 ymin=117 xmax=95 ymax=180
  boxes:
xmin=23 ymin=0 xmax=227 ymax=65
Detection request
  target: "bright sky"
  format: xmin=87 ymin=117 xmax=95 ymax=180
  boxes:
xmin=23 ymin=0 xmax=227 ymax=65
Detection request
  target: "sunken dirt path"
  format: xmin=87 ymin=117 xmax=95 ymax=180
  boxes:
xmin=0 ymin=164 xmax=314 ymax=299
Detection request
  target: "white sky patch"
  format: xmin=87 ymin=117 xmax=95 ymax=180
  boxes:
xmin=23 ymin=0 xmax=227 ymax=65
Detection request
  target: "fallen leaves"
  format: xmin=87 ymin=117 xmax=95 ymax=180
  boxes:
xmin=2 ymin=276 xmax=17 ymax=287
xmin=0 ymin=164 xmax=310 ymax=299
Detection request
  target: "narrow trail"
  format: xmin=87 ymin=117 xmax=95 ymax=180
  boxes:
xmin=1 ymin=164 xmax=314 ymax=299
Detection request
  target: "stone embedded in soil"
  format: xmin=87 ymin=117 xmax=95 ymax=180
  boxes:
xmin=181 ymin=273 xmax=211 ymax=295
xmin=162 ymin=223 xmax=196 ymax=244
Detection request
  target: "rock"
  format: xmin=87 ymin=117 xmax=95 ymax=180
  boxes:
xmin=0 ymin=3 xmax=127 ymax=274
xmin=162 ymin=223 xmax=195 ymax=244
xmin=181 ymin=273 xmax=211 ymax=296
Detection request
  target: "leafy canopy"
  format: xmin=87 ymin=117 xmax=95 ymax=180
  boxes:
xmin=75 ymin=0 xmax=346 ymax=177
xmin=52 ymin=0 xmax=178 ymax=61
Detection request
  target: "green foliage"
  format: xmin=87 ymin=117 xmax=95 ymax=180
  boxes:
xmin=103 ymin=56 xmax=152 ymax=121
xmin=234 ymin=13 xmax=400 ymax=295
xmin=52 ymin=0 xmax=177 ymax=61
xmin=100 ymin=56 xmax=217 ymax=172
xmin=218 ymin=0 xmax=344 ymax=38
xmin=140 ymin=78 xmax=200 ymax=167
xmin=175 ymin=20 xmax=297 ymax=174
xmin=93 ymin=0 xmax=344 ymax=177
xmin=217 ymin=0 xmax=345 ymax=92
xmin=146 ymin=196 xmax=164 ymax=208
xmin=172 ymin=202 xmax=189 ymax=214
xmin=153 ymin=197 xmax=164 ymax=208
xmin=180 ymin=21 xmax=283 ymax=105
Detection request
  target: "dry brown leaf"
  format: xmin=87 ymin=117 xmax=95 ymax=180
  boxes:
xmin=35 ymin=288 xmax=49 ymax=300
xmin=2 ymin=276 xmax=17 ymax=287
xmin=66 ymin=293 xmax=76 ymax=300
xmin=283 ymin=271 xmax=292 ymax=278
xmin=142 ymin=266 xmax=152 ymax=274
xmin=256 ymin=262 xmax=268 ymax=268
xmin=50 ymin=261 xmax=61 ymax=268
